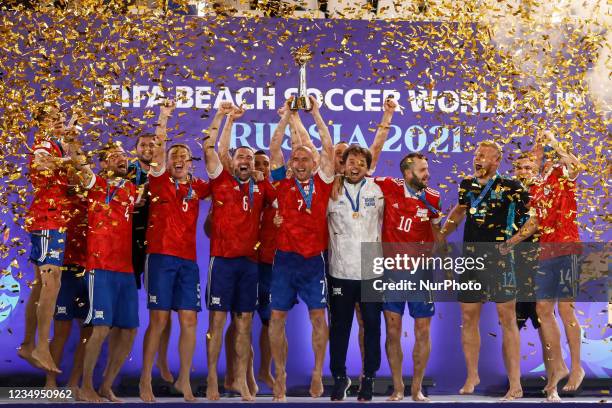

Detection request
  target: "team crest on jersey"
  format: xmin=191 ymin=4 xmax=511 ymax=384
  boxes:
xmin=94 ymin=310 xmax=104 ymax=319
xmin=392 ymin=203 xmax=399 ymax=209
xmin=364 ymin=197 xmax=376 ymax=207
xmin=416 ymin=208 xmax=429 ymax=219
xmin=56 ymin=306 xmax=66 ymax=315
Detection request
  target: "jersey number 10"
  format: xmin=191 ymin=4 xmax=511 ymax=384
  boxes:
xmin=397 ymin=216 xmax=412 ymax=233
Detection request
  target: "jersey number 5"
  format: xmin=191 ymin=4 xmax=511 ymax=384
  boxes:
xmin=397 ymin=216 xmax=412 ymax=232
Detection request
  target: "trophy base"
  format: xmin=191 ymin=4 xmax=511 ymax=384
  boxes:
xmin=290 ymin=96 xmax=312 ymax=111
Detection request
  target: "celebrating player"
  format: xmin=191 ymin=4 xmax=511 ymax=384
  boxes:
xmin=20 ymin=102 xmax=77 ymax=374
xmin=267 ymin=96 xmax=335 ymax=401
xmin=76 ymin=143 xmax=139 ymax=402
xmin=373 ymin=153 xmax=442 ymax=401
xmin=441 ymin=140 xmax=528 ymax=400
xmin=139 ymin=101 xmax=211 ymax=402
xmin=44 ymin=147 xmax=92 ymax=394
xmin=203 ymin=102 xmax=276 ymax=401
xmin=500 ymin=130 xmax=584 ymax=401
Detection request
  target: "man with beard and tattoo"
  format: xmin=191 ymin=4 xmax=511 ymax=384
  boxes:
xmin=204 ymin=102 xmax=276 ymax=401
xmin=76 ymin=142 xmax=140 ymax=402
xmin=373 ymin=153 xmax=442 ymax=401
xmin=440 ymin=140 xmax=528 ymax=401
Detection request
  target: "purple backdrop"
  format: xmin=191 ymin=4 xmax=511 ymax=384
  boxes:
xmin=0 ymin=15 xmax=609 ymax=393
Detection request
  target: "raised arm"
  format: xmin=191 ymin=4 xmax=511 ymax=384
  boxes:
xmin=499 ymin=216 xmax=539 ymax=255
xmin=204 ymin=102 xmax=234 ymax=175
xmin=151 ymin=99 xmax=176 ymax=174
xmin=369 ymin=97 xmax=396 ymax=174
xmin=307 ymin=95 xmax=333 ymax=179
xmin=292 ymin=111 xmax=320 ymax=165
xmin=270 ymin=100 xmax=292 ymax=170
xmin=542 ymin=130 xmax=582 ymax=180
xmin=218 ymin=105 xmax=246 ymax=171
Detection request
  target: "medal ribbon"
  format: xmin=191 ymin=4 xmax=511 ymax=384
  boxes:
xmin=174 ymin=176 xmax=193 ymax=201
xmin=469 ymin=172 xmax=499 ymax=214
xmin=405 ymin=183 xmax=439 ymax=215
xmin=106 ymin=179 xmax=126 ymax=204
xmin=344 ymin=179 xmax=367 ymax=214
xmin=234 ymin=176 xmax=255 ymax=208
xmin=295 ymin=177 xmax=314 ymax=212
xmin=134 ymin=160 xmax=143 ymax=186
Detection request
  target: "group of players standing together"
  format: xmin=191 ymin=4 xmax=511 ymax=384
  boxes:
xmin=18 ymin=94 xmax=585 ymax=402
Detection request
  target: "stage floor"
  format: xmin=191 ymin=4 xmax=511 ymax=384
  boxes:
xmin=0 ymin=395 xmax=609 ymax=405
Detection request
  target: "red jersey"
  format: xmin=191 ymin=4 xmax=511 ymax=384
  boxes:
xmin=530 ymin=164 xmax=581 ymax=259
xmin=209 ymin=168 xmax=275 ymax=258
xmin=375 ymin=177 xmax=441 ymax=255
xmin=63 ymin=190 xmax=88 ymax=267
xmin=26 ymin=138 xmax=71 ymax=231
xmin=275 ymin=171 xmax=334 ymax=258
xmin=146 ymin=170 xmax=210 ymax=261
xmin=257 ymin=204 xmax=278 ymax=264
xmin=86 ymin=175 xmax=136 ymax=273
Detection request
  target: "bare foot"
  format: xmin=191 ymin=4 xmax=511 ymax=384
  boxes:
xmin=156 ymin=360 xmax=174 ymax=383
xmin=78 ymin=387 xmax=104 ymax=403
xmin=544 ymin=366 xmax=569 ymax=394
xmin=272 ymin=372 xmax=287 ymax=402
xmin=99 ymin=386 xmax=123 ymax=403
xmin=236 ymin=380 xmax=255 ymax=402
xmin=174 ymin=376 xmax=197 ymax=402
xmin=17 ymin=344 xmax=44 ymax=370
xmin=206 ymin=375 xmax=220 ymax=401
xmin=247 ymin=372 xmax=259 ymax=397
xmin=31 ymin=347 xmax=61 ymax=373
xmin=309 ymin=371 xmax=324 ymax=398
xmin=411 ymin=388 xmax=430 ymax=402
xmin=223 ymin=375 xmax=235 ymax=392
xmin=387 ymin=389 xmax=405 ymax=401
xmin=139 ymin=379 xmax=156 ymax=403
xmin=546 ymin=388 xmax=562 ymax=402
xmin=562 ymin=367 xmax=585 ymax=392
xmin=500 ymin=388 xmax=523 ymax=401
xmin=459 ymin=376 xmax=480 ymax=395
xmin=258 ymin=370 xmax=275 ymax=389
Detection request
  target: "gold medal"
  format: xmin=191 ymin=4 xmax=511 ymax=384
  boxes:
xmin=352 ymin=212 xmax=359 ymax=219
xmin=469 ymin=207 xmax=477 ymax=215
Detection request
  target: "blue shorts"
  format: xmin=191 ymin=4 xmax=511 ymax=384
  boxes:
xmin=206 ymin=256 xmax=258 ymax=313
xmin=84 ymin=269 xmax=139 ymax=329
xmin=382 ymin=269 xmax=434 ymax=318
xmin=145 ymin=253 xmax=201 ymax=312
xmin=55 ymin=265 xmax=89 ymax=321
xmin=29 ymin=230 xmax=66 ymax=267
xmin=383 ymin=301 xmax=435 ymax=318
xmin=536 ymin=255 xmax=580 ymax=300
xmin=271 ymin=250 xmax=327 ymax=311
xmin=257 ymin=263 xmax=272 ymax=322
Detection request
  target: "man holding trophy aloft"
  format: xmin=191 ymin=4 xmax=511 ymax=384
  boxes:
xmin=267 ymin=45 xmax=336 ymax=402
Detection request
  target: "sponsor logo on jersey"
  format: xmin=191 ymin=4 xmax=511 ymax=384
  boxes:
xmin=364 ymin=197 xmax=376 ymax=207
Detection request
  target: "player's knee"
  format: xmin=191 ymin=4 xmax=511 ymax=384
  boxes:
xmin=557 ymin=302 xmax=575 ymax=319
xmin=179 ymin=313 xmax=198 ymax=329
xmin=309 ymin=311 xmax=327 ymax=330
xmin=461 ymin=309 xmax=480 ymax=326
xmin=535 ymin=302 xmax=554 ymax=318
xmin=414 ymin=320 xmax=430 ymax=342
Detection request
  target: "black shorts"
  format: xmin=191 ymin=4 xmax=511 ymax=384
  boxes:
xmin=457 ymin=245 xmax=516 ymax=303
xmin=516 ymin=301 xmax=540 ymax=330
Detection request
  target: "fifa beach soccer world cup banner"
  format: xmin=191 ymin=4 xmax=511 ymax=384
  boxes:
xmin=0 ymin=13 xmax=609 ymax=391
